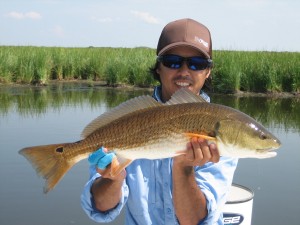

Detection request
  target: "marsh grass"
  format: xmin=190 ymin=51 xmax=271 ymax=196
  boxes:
xmin=213 ymin=51 xmax=300 ymax=93
xmin=0 ymin=46 xmax=299 ymax=93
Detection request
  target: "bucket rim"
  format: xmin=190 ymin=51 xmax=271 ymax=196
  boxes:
xmin=225 ymin=183 xmax=254 ymax=204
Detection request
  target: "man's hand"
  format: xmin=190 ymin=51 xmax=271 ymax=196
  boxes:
xmin=89 ymin=146 xmax=115 ymax=169
xmin=90 ymin=147 xmax=125 ymax=212
xmin=89 ymin=147 xmax=126 ymax=180
xmin=172 ymin=137 xmax=217 ymax=224
xmin=174 ymin=137 xmax=220 ymax=167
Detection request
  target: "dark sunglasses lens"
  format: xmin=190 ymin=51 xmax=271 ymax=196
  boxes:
xmin=188 ymin=57 xmax=210 ymax=70
xmin=159 ymin=55 xmax=211 ymax=71
xmin=161 ymin=55 xmax=182 ymax=69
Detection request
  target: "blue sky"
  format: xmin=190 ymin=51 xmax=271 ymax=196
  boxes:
xmin=1 ymin=0 xmax=299 ymax=52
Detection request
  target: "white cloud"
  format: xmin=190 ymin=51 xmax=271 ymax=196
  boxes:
xmin=6 ymin=11 xmax=24 ymax=19
xmin=130 ymin=10 xmax=160 ymax=24
xmin=25 ymin=12 xmax=42 ymax=19
xmin=6 ymin=11 xmax=42 ymax=20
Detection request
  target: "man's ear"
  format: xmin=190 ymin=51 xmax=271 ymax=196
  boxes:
xmin=205 ymin=68 xmax=211 ymax=79
xmin=156 ymin=65 xmax=161 ymax=75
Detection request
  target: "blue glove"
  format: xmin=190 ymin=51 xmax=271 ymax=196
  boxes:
xmin=88 ymin=146 xmax=115 ymax=170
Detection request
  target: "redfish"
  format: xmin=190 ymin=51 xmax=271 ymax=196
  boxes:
xmin=19 ymin=89 xmax=281 ymax=193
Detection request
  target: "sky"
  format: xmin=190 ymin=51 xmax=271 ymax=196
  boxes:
xmin=1 ymin=0 xmax=299 ymax=52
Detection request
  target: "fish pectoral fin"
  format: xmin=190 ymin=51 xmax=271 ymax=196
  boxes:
xmin=184 ymin=132 xmax=217 ymax=141
xmin=175 ymin=150 xmax=187 ymax=156
xmin=110 ymin=155 xmax=132 ymax=177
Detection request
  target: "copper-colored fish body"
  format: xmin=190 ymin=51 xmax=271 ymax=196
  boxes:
xmin=19 ymin=89 xmax=281 ymax=193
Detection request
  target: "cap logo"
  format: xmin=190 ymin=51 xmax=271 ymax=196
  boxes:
xmin=194 ymin=36 xmax=208 ymax=48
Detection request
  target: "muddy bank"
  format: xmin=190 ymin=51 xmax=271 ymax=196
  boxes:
xmin=0 ymin=80 xmax=299 ymax=98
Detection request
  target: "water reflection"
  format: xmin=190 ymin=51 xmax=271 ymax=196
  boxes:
xmin=212 ymin=95 xmax=300 ymax=132
xmin=0 ymin=83 xmax=299 ymax=225
xmin=0 ymin=83 xmax=152 ymax=117
xmin=1 ymin=83 xmax=299 ymax=132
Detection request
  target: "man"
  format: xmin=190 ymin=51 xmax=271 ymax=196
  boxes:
xmin=81 ymin=18 xmax=238 ymax=225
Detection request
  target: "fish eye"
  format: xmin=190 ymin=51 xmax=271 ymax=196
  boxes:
xmin=259 ymin=133 xmax=267 ymax=140
xmin=56 ymin=147 xmax=64 ymax=153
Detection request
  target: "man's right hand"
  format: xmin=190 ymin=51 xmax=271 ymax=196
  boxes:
xmin=89 ymin=147 xmax=126 ymax=180
xmin=88 ymin=146 xmax=115 ymax=170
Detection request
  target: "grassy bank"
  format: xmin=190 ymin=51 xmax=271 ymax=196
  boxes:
xmin=0 ymin=46 xmax=299 ymax=93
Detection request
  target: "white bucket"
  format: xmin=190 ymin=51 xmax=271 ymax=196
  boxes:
xmin=222 ymin=183 xmax=254 ymax=225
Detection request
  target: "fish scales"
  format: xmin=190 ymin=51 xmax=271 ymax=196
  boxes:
xmin=40 ymin=103 xmax=222 ymax=168
xmin=19 ymin=88 xmax=281 ymax=193
xmin=69 ymin=103 xmax=220 ymax=156
xmin=77 ymin=103 xmax=232 ymax=161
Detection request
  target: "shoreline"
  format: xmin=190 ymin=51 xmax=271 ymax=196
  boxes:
xmin=0 ymin=80 xmax=299 ymax=98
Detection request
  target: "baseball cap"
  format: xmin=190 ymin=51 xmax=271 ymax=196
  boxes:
xmin=156 ymin=18 xmax=212 ymax=59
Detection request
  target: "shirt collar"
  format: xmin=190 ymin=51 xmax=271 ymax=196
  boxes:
xmin=152 ymin=86 xmax=210 ymax=103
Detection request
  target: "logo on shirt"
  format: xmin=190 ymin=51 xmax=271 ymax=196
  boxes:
xmin=194 ymin=36 xmax=208 ymax=48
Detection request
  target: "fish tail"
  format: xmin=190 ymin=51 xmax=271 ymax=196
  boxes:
xmin=19 ymin=143 xmax=74 ymax=193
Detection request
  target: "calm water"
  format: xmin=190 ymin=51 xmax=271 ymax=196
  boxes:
xmin=0 ymin=83 xmax=299 ymax=225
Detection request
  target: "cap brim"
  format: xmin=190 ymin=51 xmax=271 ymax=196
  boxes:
xmin=157 ymin=42 xmax=210 ymax=59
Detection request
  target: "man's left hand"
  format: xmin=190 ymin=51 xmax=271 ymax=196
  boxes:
xmin=174 ymin=137 xmax=220 ymax=167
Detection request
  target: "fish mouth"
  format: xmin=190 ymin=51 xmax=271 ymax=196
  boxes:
xmin=256 ymin=147 xmax=278 ymax=153
xmin=257 ymin=137 xmax=281 ymax=152
xmin=256 ymin=143 xmax=281 ymax=152
xmin=261 ymin=151 xmax=277 ymax=158
xmin=257 ymin=147 xmax=276 ymax=151
xmin=255 ymin=147 xmax=278 ymax=158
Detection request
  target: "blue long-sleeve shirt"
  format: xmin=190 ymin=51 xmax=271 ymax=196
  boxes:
xmin=81 ymin=87 xmax=238 ymax=224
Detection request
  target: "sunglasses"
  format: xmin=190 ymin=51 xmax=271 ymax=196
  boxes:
xmin=157 ymin=54 xmax=212 ymax=71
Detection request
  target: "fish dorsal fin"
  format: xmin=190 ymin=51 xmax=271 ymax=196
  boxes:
xmin=81 ymin=95 xmax=162 ymax=138
xmin=165 ymin=88 xmax=206 ymax=105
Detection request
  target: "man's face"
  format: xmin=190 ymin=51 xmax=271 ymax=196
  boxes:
xmin=156 ymin=46 xmax=211 ymax=102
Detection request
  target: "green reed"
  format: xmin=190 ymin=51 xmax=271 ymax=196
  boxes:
xmin=213 ymin=51 xmax=300 ymax=93
xmin=0 ymin=46 xmax=299 ymax=93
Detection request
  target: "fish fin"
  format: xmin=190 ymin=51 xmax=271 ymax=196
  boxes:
xmin=19 ymin=143 xmax=75 ymax=193
xmin=110 ymin=155 xmax=132 ymax=177
xmin=185 ymin=132 xmax=217 ymax=141
xmin=166 ymin=88 xmax=206 ymax=105
xmin=175 ymin=150 xmax=187 ymax=156
xmin=82 ymin=95 xmax=162 ymax=138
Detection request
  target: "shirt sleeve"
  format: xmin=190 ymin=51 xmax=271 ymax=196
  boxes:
xmin=80 ymin=165 xmax=129 ymax=223
xmin=194 ymin=157 xmax=238 ymax=225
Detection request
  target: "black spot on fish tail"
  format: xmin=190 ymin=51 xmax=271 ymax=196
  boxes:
xmin=56 ymin=147 xmax=64 ymax=153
